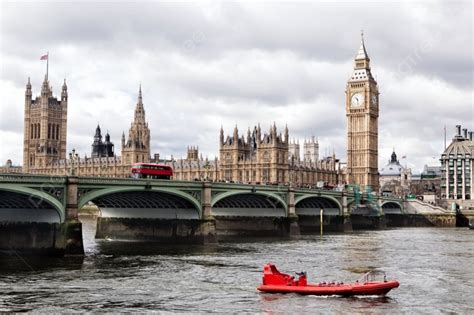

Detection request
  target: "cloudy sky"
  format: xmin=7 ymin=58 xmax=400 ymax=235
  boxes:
xmin=0 ymin=0 xmax=472 ymax=173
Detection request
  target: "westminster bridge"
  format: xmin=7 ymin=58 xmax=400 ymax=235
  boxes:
xmin=1 ymin=174 xmax=454 ymax=256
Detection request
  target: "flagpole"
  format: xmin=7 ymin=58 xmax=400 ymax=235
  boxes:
xmin=46 ymin=51 xmax=49 ymax=80
xmin=444 ymin=125 xmax=446 ymax=150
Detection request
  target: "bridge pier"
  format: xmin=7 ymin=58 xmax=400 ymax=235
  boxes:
xmin=342 ymin=192 xmax=353 ymax=232
xmin=287 ymin=189 xmax=301 ymax=238
xmin=95 ymin=217 xmax=217 ymax=244
xmin=63 ymin=177 xmax=84 ymax=255
xmin=0 ymin=176 xmax=84 ymax=257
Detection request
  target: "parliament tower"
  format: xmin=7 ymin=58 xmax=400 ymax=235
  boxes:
xmin=23 ymin=76 xmax=68 ymax=172
xmin=346 ymin=33 xmax=379 ymax=191
xmin=121 ymin=85 xmax=151 ymax=164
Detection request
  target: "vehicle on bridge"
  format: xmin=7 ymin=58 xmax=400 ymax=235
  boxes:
xmin=131 ymin=163 xmax=173 ymax=179
xmin=257 ymin=264 xmax=399 ymax=296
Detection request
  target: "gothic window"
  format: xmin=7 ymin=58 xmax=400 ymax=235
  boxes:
xmin=31 ymin=124 xmax=34 ymax=138
xmin=225 ymin=153 xmax=232 ymax=162
xmin=263 ymin=151 xmax=270 ymax=163
xmin=262 ymin=169 xmax=270 ymax=182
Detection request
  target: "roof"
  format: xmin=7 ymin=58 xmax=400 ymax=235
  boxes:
xmin=380 ymin=162 xmax=404 ymax=176
xmin=442 ymin=138 xmax=473 ymax=157
xmin=355 ymin=38 xmax=369 ymax=60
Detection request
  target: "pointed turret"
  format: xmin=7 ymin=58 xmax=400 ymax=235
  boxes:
xmin=284 ymin=124 xmax=289 ymax=143
xmin=390 ymin=150 xmax=398 ymax=163
xmin=41 ymin=75 xmax=50 ymax=95
xmin=25 ymin=77 xmax=32 ymax=99
xmin=233 ymin=124 xmax=238 ymax=140
xmin=354 ymin=31 xmax=371 ymax=70
xmin=94 ymin=124 xmax=102 ymax=142
xmin=121 ymin=131 xmax=125 ymax=148
xmin=134 ymin=84 xmax=146 ymax=124
xmin=220 ymin=125 xmax=224 ymax=145
xmin=355 ymin=31 xmax=369 ymax=60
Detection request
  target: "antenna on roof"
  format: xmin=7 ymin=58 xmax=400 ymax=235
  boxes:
xmin=444 ymin=125 xmax=447 ymax=150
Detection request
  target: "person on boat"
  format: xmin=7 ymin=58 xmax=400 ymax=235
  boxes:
xmin=296 ymin=271 xmax=307 ymax=286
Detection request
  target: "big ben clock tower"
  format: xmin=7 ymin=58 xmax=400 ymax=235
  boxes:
xmin=346 ymin=33 xmax=379 ymax=192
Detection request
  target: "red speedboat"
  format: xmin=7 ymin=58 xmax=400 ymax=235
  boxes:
xmin=257 ymin=264 xmax=399 ymax=296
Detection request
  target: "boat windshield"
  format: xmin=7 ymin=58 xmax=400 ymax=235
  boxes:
xmin=358 ymin=270 xmax=387 ymax=283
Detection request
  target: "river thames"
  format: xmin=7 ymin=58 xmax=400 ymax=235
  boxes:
xmin=1 ymin=217 xmax=473 ymax=313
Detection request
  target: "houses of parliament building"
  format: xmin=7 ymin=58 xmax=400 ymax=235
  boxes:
xmin=4 ymin=35 xmax=381 ymax=189
xmin=12 ymin=74 xmax=340 ymax=185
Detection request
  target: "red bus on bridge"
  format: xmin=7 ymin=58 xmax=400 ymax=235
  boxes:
xmin=131 ymin=163 xmax=173 ymax=180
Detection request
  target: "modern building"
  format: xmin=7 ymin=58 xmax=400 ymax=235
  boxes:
xmin=346 ymin=33 xmax=379 ymax=191
xmin=91 ymin=124 xmax=114 ymax=158
xmin=410 ymin=165 xmax=442 ymax=202
xmin=440 ymin=125 xmax=473 ymax=201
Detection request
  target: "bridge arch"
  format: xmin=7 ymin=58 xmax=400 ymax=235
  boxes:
xmin=0 ymin=185 xmax=64 ymax=223
xmin=294 ymin=195 xmax=342 ymax=216
xmin=381 ymin=201 xmax=403 ymax=214
xmin=78 ymin=187 xmax=202 ymax=219
xmin=211 ymin=191 xmax=287 ymax=217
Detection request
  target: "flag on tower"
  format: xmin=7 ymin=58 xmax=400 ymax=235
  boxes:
xmin=40 ymin=54 xmax=48 ymax=60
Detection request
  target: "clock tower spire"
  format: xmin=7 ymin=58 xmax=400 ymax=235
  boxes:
xmin=345 ymin=33 xmax=379 ymax=192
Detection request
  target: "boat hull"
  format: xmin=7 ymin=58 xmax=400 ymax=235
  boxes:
xmin=257 ymin=281 xmax=400 ymax=296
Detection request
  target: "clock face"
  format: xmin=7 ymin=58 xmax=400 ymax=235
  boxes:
xmin=371 ymin=95 xmax=377 ymax=106
xmin=351 ymin=93 xmax=364 ymax=107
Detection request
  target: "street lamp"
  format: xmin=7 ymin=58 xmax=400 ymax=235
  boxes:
xmin=69 ymin=148 xmax=79 ymax=176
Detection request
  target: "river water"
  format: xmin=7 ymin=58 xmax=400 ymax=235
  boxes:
xmin=1 ymin=216 xmax=473 ymax=313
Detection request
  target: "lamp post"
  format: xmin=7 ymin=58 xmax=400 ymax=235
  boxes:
xmin=69 ymin=148 xmax=79 ymax=176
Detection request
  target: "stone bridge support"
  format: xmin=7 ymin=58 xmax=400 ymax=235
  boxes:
xmin=62 ymin=177 xmax=84 ymax=255
xmin=201 ymin=183 xmax=217 ymax=242
xmin=287 ymin=188 xmax=300 ymax=237
xmin=341 ymin=191 xmax=352 ymax=231
xmin=0 ymin=176 xmax=84 ymax=256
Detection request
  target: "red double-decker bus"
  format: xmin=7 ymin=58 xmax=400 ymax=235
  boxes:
xmin=131 ymin=163 xmax=173 ymax=180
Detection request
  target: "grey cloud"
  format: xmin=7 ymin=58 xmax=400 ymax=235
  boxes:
xmin=0 ymin=1 xmax=472 ymax=173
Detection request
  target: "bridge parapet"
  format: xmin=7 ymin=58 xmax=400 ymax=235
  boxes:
xmin=0 ymin=173 xmax=67 ymax=184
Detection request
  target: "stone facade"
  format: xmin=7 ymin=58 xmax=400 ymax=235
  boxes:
xmin=219 ymin=124 xmax=290 ymax=183
xmin=121 ymin=85 xmax=151 ymax=165
xmin=23 ymin=76 xmax=68 ymax=172
xmin=288 ymin=139 xmax=300 ymax=162
xmin=303 ymin=136 xmax=319 ymax=163
xmin=379 ymin=151 xmax=412 ymax=197
xmin=169 ymin=125 xmax=340 ymax=186
xmin=346 ymin=34 xmax=379 ymax=191
xmin=0 ymin=160 xmax=22 ymax=174
xmin=22 ymin=82 xmax=150 ymax=177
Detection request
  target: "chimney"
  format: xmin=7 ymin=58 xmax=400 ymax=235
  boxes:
xmin=463 ymin=128 xmax=468 ymax=139
xmin=456 ymin=125 xmax=461 ymax=136
xmin=469 ymin=131 xmax=473 ymax=141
